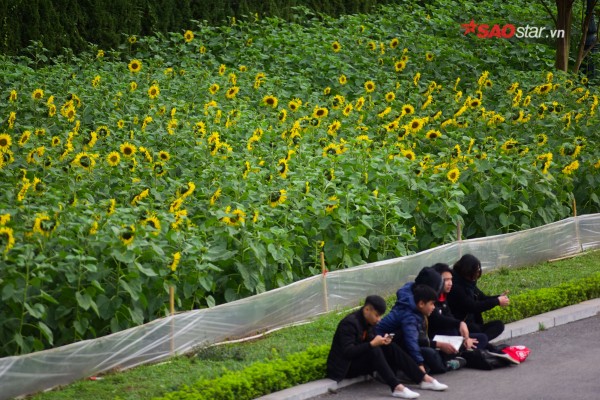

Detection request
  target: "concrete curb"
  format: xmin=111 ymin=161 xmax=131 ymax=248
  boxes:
xmin=256 ymin=299 xmax=600 ymax=400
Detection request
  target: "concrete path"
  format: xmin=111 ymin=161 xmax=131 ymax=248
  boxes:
xmin=258 ymin=298 xmax=600 ymax=400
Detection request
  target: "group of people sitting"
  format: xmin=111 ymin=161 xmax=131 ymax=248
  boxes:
xmin=326 ymin=254 xmax=512 ymax=398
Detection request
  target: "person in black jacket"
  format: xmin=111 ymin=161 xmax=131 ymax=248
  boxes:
xmin=326 ymin=295 xmax=446 ymax=398
xmin=446 ymin=254 xmax=510 ymax=343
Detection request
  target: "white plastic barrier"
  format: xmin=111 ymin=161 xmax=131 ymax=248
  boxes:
xmin=1 ymin=214 xmax=599 ymax=399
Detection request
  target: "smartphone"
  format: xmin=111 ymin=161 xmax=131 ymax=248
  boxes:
xmin=388 ymin=333 xmax=395 ymax=338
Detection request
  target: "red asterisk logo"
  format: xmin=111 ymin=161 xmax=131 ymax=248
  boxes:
xmin=461 ymin=20 xmax=477 ymax=35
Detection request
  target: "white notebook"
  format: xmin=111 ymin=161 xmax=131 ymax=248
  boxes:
xmin=432 ymin=335 xmax=464 ymax=351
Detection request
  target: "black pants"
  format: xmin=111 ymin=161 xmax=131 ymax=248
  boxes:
xmin=469 ymin=319 xmax=504 ymax=342
xmin=346 ymin=343 xmax=426 ymax=391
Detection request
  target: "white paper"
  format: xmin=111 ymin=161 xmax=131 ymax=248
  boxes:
xmin=433 ymin=335 xmax=464 ymax=351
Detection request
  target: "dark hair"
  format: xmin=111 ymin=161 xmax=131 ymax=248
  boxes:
xmin=453 ymin=254 xmax=482 ymax=281
xmin=364 ymin=295 xmax=387 ymax=315
xmin=431 ymin=263 xmax=452 ymax=275
xmin=415 ymin=266 xmax=443 ymax=294
xmin=412 ymin=284 xmax=437 ymax=304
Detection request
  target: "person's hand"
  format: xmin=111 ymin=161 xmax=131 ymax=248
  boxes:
xmin=498 ymin=295 xmax=510 ymax=307
xmin=463 ymin=337 xmax=478 ymax=350
xmin=370 ymin=334 xmax=391 ymax=347
xmin=437 ymin=341 xmax=458 ymax=354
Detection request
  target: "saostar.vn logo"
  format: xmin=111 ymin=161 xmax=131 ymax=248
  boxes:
xmin=461 ymin=20 xmax=565 ymax=39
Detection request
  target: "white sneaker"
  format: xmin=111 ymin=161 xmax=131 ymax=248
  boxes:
xmin=420 ymin=379 xmax=448 ymax=391
xmin=392 ymin=387 xmax=420 ymax=398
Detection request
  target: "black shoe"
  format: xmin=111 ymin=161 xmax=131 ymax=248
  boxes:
xmin=455 ymin=356 xmax=467 ymax=368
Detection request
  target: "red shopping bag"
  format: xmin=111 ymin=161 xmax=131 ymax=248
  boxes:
xmin=502 ymin=345 xmax=531 ymax=362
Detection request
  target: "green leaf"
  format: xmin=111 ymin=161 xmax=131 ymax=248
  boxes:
xmin=24 ymin=303 xmax=45 ymax=319
xmin=135 ymin=262 xmax=158 ymax=277
xmin=119 ymin=280 xmax=140 ymax=301
xmin=39 ymin=290 xmax=59 ymax=305
xmin=2 ymin=283 xmax=15 ymax=301
xmin=76 ymin=292 xmax=93 ymax=310
xmin=38 ymin=322 xmax=54 ymax=345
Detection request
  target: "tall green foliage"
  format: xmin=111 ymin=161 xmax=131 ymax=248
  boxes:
xmin=1 ymin=0 xmax=403 ymax=57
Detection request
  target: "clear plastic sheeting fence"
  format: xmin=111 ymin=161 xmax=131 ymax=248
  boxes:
xmin=1 ymin=214 xmax=599 ymax=399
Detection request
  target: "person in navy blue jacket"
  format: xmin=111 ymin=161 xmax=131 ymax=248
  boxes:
xmin=375 ymin=267 xmax=455 ymax=377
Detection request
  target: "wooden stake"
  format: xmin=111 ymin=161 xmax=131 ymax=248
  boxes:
xmin=169 ymin=286 xmax=175 ymax=316
xmin=169 ymin=286 xmax=175 ymax=354
xmin=320 ymin=251 xmax=329 ymax=313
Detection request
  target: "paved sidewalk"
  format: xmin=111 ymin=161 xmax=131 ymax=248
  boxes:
xmin=257 ymin=298 xmax=600 ymax=400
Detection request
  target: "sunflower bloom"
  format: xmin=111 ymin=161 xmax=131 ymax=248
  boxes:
xmin=128 ymin=59 xmax=142 ymax=73
xmin=0 ymin=134 xmax=11 ymax=151
xmin=184 ymin=30 xmax=194 ymax=42
xmin=210 ymin=188 xmax=222 ymax=205
xmin=0 ymin=226 xmax=15 ymax=254
xmin=325 ymin=195 xmax=340 ymax=213
xmin=33 ymin=213 xmax=57 ymax=237
xmin=148 ymin=84 xmax=160 ymax=99
xmin=131 ymin=188 xmax=150 ymax=206
xmin=107 ymin=151 xmax=120 ymax=167
xmin=364 ymin=80 xmax=376 ymax=93
xmin=120 ymin=142 xmax=137 ymax=157
xmin=263 ymin=95 xmax=278 ymax=108
xmin=269 ymin=189 xmax=287 ymax=207
xmin=120 ymin=225 xmax=135 ymax=246
xmin=169 ymin=252 xmax=181 ymax=272
xmin=447 ymin=168 xmax=460 ymax=184
xmin=562 ymin=160 xmax=579 ymax=175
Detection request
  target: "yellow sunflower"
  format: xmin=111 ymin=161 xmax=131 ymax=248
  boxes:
xmin=221 ymin=206 xmax=246 ymax=226
xmin=332 ymin=41 xmax=342 ymax=52
xmin=395 ymin=60 xmax=407 ymax=72
xmin=184 ymin=30 xmax=194 ymax=42
xmin=447 ymin=168 xmax=460 ymax=184
xmin=119 ymin=225 xmax=135 ymax=246
xmin=425 ymin=130 xmax=441 ymax=139
xmin=263 ymin=95 xmax=278 ymax=108
xmin=128 ymin=59 xmax=142 ymax=73
xmin=289 ymin=98 xmax=302 ymax=111
xmin=364 ymin=80 xmax=376 ymax=93
xmin=33 ymin=213 xmax=58 ymax=237
xmin=269 ymin=189 xmax=287 ymax=207
xmin=210 ymin=188 xmax=222 ymax=206
xmin=0 ymin=226 xmax=15 ymax=254
xmin=148 ymin=84 xmax=160 ymax=99
xmin=142 ymin=214 xmax=161 ymax=235
xmin=209 ymin=83 xmax=220 ymax=95
xmin=131 ymin=188 xmax=150 ymax=206
xmin=32 ymin=89 xmax=44 ymax=100
xmin=120 ymin=142 xmax=137 ymax=157
xmin=72 ymin=152 xmax=96 ymax=171
xmin=226 ymin=86 xmax=240 ymax=99
xmin=339 ymin=74 xmax=347 ymax=85
xmin=107 ymin=151 xmax=120 ymax=166
xmin=313 ymin=107 xmax=329 ymax=118
xmin=0 ymin=133 xmax=11 ymax=151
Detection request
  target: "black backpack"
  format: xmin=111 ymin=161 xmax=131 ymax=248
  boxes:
xmin=461 ymin=349 xmax=515 ymax=370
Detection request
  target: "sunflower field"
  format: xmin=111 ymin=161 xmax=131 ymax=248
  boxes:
xmin=1 ymin=1 xmax=599 ymax=356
